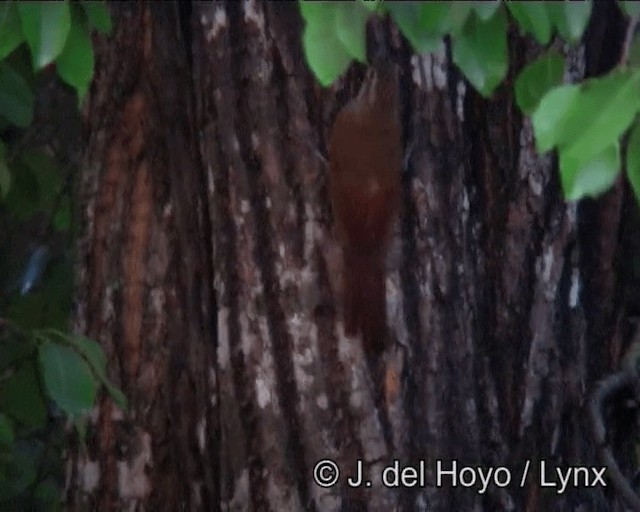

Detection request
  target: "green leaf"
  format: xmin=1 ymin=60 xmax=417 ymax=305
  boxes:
xmin=105 ymin=382 xmax=127 ymax=409
xmin=620 ymin=1 xmax=640 ymax=17
xmin=56 ymin=7 xmax=94 ymax=102
xmin=0 ymin=140 xmax=10 ymax=198
xmin=39 ymin=340 xmax=97 ymax=417
xmin=626 ymin=119 xmax=640 ymax=203
xmin=515 ymin=50 xmax=565 ymax=114
xmin=301 ymin=4 xmax=352 ymax=86
xmin=420 ymin=2 xmax=474 ymax=37
xmin=18 ymin=1 xmax=71 ymax=69
xmin=561 ymin=71 xmax=640 ymax=166
xmin=67 ymin=334 xmax=107 ymax=381
xmin=473 ymin=1 xmax=501 ymax=22
xmin=507 ymin=2 xmax=552 ymax=45
xmin=0 ymin=413 xmax=14 ymax=446
xmin=66 ymin=334 xmax=127 ymax=409
xmin=417 ymin=2 xmax=455 ymax=33
xmin=335 ymin=3 xmax=370 ymax=63
xmin=0 ymin=62 xmax=34 ymax=127
xmin=388 ymin=2 xmax=475 ymax=53
xmin=53 ymin=194 xmax=72 ymax=232
xmin=532 ymin=71 xmax=640 ymax=160
xmin=442 ymin=3 xmax=476 ymax=36
xmin=531 ymin=83 xmax=580 ymax=152
xmin=0 ymin=3 xmax=24 ymax=59
xmin=81 ymin=1 xmax=112 ymax=35
xmin=559 ymin=142 xmax=620 ymax=200
xmin=452 ymin=9 xmax=508 ymax=96
xmin=0 ymin=361 xmax=47 ymax=427
xmin=547 ymin=1 xmax=592 ymax=43
xmin=387 ymin=4 xmax=443 ymax=53
xmin=298 ymin=1 xmax=320 ymax=22
xmin=358 ymin=0 xmax=380 ymax=13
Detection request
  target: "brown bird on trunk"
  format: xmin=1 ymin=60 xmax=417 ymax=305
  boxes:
xmin=328 ymin=63 xmax=401 ymax=354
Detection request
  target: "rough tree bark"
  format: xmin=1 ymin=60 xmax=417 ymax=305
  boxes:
xmin=65 ymin=2 xmax=637 ymax=511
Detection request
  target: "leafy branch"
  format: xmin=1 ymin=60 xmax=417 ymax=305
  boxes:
xmin=299 ymin=0 xmax=640 ymax=204
xmin=0 ymin=2 xmax=115 ymax=509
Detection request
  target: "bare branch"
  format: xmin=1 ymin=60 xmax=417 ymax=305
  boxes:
xmin=588 ymin=369 xmax=640 ymax=511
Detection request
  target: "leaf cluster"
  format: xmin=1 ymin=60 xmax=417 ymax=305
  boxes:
xmin=299 ymin=0 xmax=640 ymax=203
xmin=0 ymin=0 xmax=110 ymax=200
xmin=0 ymin=2 xmax=121 ymax=509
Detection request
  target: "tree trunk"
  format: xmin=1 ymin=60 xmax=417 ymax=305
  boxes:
xmin=65 ymin=2 xmax=635 ymax=511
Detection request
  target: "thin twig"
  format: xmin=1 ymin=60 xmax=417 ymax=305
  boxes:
xmin=588 ymin=368 xmax=640 ymax=511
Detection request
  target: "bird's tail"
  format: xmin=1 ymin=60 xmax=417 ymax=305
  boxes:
xmin=343 ymin=250 xmax=387 ymax=354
